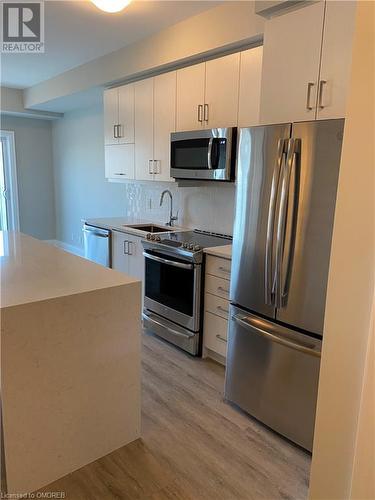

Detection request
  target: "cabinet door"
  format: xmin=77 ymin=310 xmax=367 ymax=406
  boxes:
xmin=153 ymin=72 xmax=176 ymax=182
xmin=134 ymin=79 xmax=154 ymax=181
xmin=238 ymin=46 xmax=263 ymax=127
xmin=176 ymin=63 xmax=206 ymax=131
xmin=118 ymin=84 xmax=135 ymax=143
xmin=204 ymin=52 xmax=240 ymax=128
xmin=126 ymin=234 xmax=145 ymax=281
xmin=104 ymin=88 xmax=118 ymax=145
xmin=317 ymin=1 xmax=356 ymax=119
xmin=105 ymin=144 xmax=135 ymax=180
xmin=259 ymin=1 xmax=325 ymax=124
xmin=112 ymin=231 xmax=130 ymax=274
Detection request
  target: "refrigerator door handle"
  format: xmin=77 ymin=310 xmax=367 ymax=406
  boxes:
xmin=233 ymin=314 xmax=321 ymax=358
xmin=275 ymin=138 xmax=299 ymax=309
xmin=265 ymin=138 xmax=286 ymax=306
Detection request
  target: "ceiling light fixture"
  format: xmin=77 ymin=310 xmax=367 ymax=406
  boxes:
xmin=91 ymin=0 xmax=132 ymax=13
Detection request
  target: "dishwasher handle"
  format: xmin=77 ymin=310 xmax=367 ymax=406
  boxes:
xmin=83 ymin=226 xmax=110 ymax=238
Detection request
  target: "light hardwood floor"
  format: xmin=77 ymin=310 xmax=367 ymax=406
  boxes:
xmin=38 ymin=332 xmax=311 ymax=499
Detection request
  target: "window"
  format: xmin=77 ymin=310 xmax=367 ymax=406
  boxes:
xmin=0 ymin=131 xmax=19 ymax=231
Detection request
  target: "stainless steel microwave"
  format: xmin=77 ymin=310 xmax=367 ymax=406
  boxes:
xmin=170 ymin=128 xmax=236 ymax=181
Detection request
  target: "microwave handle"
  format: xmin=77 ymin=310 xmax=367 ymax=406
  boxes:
xmin=207 ymin=138 xmax=220 ymax=170
xmin=207 ymin=138 xmax=214 ymax=169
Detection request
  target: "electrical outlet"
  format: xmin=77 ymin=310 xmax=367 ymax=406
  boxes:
xmin=148 ymin=197 xmax=152 ymax=210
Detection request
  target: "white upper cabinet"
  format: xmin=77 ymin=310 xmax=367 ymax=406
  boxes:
xmin=259 ymin=0 xmax=356 ymax=124
xmin=317 ymin=1 xmax=356 ymax=119
xmin=105 ymin=144 xmax=135 ymax=180
xmin=104 ymin=88 xmax=119 ymax=145
xmin=118 ymin=84 xmax=135 ymax=144
xmin=176 ymin=54 xmax=242 ymax=131
xmin=238 ymin=46 xmax=263 ymax=127
xmin=176 ymin=63 xmax=206 ymax=131
xmin=104 ymin=85 xmax=135 ymax=145
xmin=134 ymin=79 xmax=154 ymax=181
xmin=259 ymin=1 xmax=325 ymax=124
xmin=204 ymin=52 xmax=240 ymax=128
xmin=153 ymin=72 xmax=176 ymax=182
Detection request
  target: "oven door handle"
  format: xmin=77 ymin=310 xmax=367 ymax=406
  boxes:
xmin=143 ymin=251 xmax=193 ymax=270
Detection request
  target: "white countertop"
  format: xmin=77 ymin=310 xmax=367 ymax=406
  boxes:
xmin=84 ymin=216 xmax=187 ymax=237
xmin=0 ymin=231 xmax=138 ymax=309
xmin=204 ymin=244 xmax=232 ymax=260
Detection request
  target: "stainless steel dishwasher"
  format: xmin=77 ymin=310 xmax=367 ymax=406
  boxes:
xmin=83 ymin=224 xmax=111 ymax=267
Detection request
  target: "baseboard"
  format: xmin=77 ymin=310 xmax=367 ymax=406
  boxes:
xmin=44 ymin=239 xmax=84 ymax=258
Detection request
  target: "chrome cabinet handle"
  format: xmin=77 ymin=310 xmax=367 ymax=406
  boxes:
xmin=217 ymin=305 xmax=229 ymax=314
xmin=153 ymin=160 xmax=161 ymax=175
xmin=216 ymin=334 xmax=227 ymax=343
xmin=128 ymin=241 xmax=133 ymax=256
xmin=217 ymin=286 xmax=229 ymax=294
xmin=218 ymin=266 xmax=230 ymax=274
xmin=114 ymin=172 xmax=125 ymax=176
xmin=306 ymin=82 xmax=315 ymax=110
xmin=117 ymin=124 xmax=122 ymax=138
xmin=123 ymin=240 xmax=129 ymax=255
xmin=318 ymin=80 xmax=327 ymax=109
xmin=204 ymin=103 xmax=209 ymax=122
xmin=113 ymin=124 xmax=117 ymax=138
xmin=233 ymin=314 xmax=320 ymax=358
xmin=197 ymin=104 xmax=203 ymax=123
xmin=148 ymin=160 xmax=154 ymax=175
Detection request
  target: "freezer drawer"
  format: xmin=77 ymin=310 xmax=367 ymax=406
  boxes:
xmin=225 ymin=305 xmax=321 ymax=451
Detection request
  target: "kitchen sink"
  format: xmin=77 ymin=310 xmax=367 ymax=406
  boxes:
xmin=124 ymin=224 xmax=173 ymax=233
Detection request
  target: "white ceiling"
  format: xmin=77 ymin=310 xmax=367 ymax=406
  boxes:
xmin=0 ymin=0 xmax=219 ymax=89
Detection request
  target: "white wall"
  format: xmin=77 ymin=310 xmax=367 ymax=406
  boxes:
xmin=309 ymin=1 xmax=375 ymax=498
xmin=52 ymin=102 xmax=235 ymax=249
xmin=0 ymin=115 xmax=56 ymax=240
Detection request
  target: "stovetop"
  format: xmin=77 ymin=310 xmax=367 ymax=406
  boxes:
xmin=143 ymin=229 xmax=232 ymax=263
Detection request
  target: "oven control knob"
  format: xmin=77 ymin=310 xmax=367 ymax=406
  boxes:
xmin=188 ymin=243 xmax=194 ymax=250
xmin=146 ymin=233 xmax=152 ymax=240
xmin=155 ymin=235 xmax=161 ymax=242
xmin=182 ymin=242 xmax=188 ymax=249
xmin=150 ymin=234 xmax=156 ymax=241
xmin=194 ymin=245 xmax=201 ymax=251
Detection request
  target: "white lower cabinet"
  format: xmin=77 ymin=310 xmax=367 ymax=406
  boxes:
xmin=203 ymin=254 xmax=232 ymax=364
xmin=112 ymin=230 xmax=144 ymax=282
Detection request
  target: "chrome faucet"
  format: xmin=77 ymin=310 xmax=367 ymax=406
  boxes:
xmin=160 ymin=189 xmax=178 ymax=227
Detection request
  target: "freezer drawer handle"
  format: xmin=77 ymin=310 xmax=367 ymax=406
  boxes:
xmin=233 ymin=314 xmax=320 ymax=358
xmin=142 ymin=312 xmax=195 ymax=339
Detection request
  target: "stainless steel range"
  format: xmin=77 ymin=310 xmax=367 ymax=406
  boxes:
xmin=142 ymin=230 xmax=232 ymax=355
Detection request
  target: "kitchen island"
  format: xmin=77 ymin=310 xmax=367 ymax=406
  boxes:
xmin=0 ymin=232 xmax=141 ymax=495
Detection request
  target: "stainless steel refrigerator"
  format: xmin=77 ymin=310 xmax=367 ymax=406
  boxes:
xmin=225 ymin=119 xmax=344 ymax=451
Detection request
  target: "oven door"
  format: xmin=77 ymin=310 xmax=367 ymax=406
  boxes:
xmin=143 ymin=250 xmax=201 ymax=332
xmin=170 ymin=128 xmax=235 ymax=181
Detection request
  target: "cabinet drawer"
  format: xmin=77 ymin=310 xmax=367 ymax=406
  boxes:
xmin=206 ymin=255 xmax=231 ymax=279
xmin=204 ymin=293 xmax=229 ymax=320
xmin=204 ymin=311 xmax=228 ymax=358
xmin=205 ymin=274 xmax=230 ymax=300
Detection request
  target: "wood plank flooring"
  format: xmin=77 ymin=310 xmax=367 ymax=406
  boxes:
xmin=37 ymin=332 xmax=311 ymax=499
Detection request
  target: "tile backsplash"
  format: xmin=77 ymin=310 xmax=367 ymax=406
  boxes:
xmin=124 ymin=182 xmax=236 ymax=236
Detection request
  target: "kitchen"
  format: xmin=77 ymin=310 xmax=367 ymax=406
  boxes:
xmin=0 ymin=1 xmax=374 ymax=499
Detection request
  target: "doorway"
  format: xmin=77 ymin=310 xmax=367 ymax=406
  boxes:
xmin=0 ymin=131 xmax=19 ymax=231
